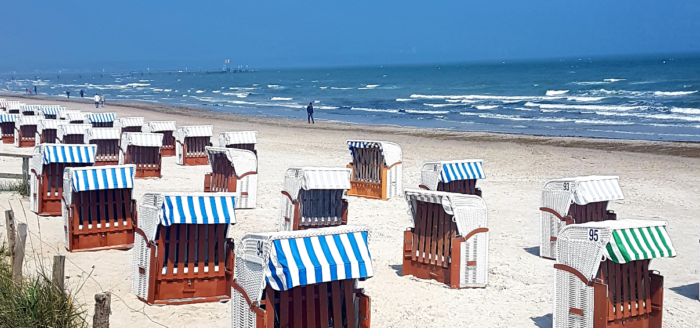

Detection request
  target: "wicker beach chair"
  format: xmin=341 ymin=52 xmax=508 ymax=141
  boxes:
xmin=176 ymin=125 xmax=213 ymax=166
xmin=402 ymin=188 xmax=489 ymax=288
xmin=218 ymin=131 xmax=258 ymax=156
xmin=6 ymin=101 xmax=21 ymax=114
xmin=62 ymin=165 xmax=137 ymax=252
xmin=36 ymin=119 xmax=61 ymax=145
xmin=203 ymin=147 xmax=258 ymax=208
xmin=14 ymin=114 xmax=41 ymax=147
xmin=86 ymin=112 xmax=117 ymax=127
xmin=20 ymin=104 xmax=39 ymax=116
xmin=63 ymin=110 xmax=83 ymax=123
xmin=0 ymin=99 xmax=5 ymax=111
xmin=39 ymin=105 xmax=65 ymax=119
xmin=131 ymin=192 xmax=237 ymax=305
xmin=0 ymin=114 xmax=18 ymax=144
xmin=279 ymin=167 xmax=351 ymax=231
xmin=231 ymin=225 xmax=374 ymax=328
xmin=57 ymin=123 xmax=91 ymax=144
xmin=553 ymin=219 xmax=676 ymax=328
xmin=346 ymin=140 xmax=402 ymax=200
xmin=86 ymin=127 xmax=121 ymax=166
xmin=116 ymin=116 xmax=144 ymax=134
xmin=420 ymin=159 xmax=485 ymax=196
xmin=540 ymin=176 xmax=624 ymax=259
xmin=142 ymin=121 xmax=177 ymax=157
xmin=119 ymin=132 xmax=163 ymax=178
xmin=30 ymin=144 xmax=96 ymax=216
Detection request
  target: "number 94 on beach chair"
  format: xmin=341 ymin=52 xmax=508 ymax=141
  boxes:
xmin=231 ymin=226 xmax=374 ymax=328
xmin=553 ymin=219 xmax=676 ymax=328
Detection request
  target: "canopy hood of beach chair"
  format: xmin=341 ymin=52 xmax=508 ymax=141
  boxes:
xmin=346 ymin=139 xmax=402 ymax=167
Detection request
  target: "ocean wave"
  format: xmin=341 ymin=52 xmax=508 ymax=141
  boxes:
xmin=126 ymin=83 xmax=150 ymax=87
xmin=546 ymin=90 xmax=569 ymax=96
xmin=319 ymin=87 xmax=328 ymax=89
xmin=195 ymin=90 xmax=205 ymax=93
xmin=603 ymin=79 xmax=625 ymax=82
xmin=574 ymin=119 xmax=633 ymax=125
xmin=654 ymin=90 xmax=697 ymax=96
xmin=222 ymin=92 xmax=249 ymax=98
xmin=566 ymin=96 xmax=605 ymax=102
xmin=331 ymin=87 xmax=353 ymax=90
xmin=271 ymin=97 xmax=292 ymax=101
xmin=424 ymin=103 xmax=460 ymax=108
xmin=267 ymin=85 xmax=281 ymax=88
xmin=531 ymin=103 xmax=646 ymax=111
xmin=405 ymin=109 xmax=449 ymax=114
xmin=410 ymin=94 xmax=548 ymax=101
xmin=669 ymin=107 xmax=700 ymax=115
xmin=350 ymin=107 xmax=399 ymax=113
xmin=475 ymin=105 xmax=498 ymax=110
xmin=212 ymin=90 xmax=221 ymax=93
xmin=229 ymin=87 xmax=256 ymax=90
xmin=359 ymin=85 xmax=380 ymax=90
xmin=153 ymin=89 xmax=163 ymax=92
xmin=395 ymin=98 xmax=414 ymax=102
xmin=164 ymin=89 xmax=172 ymax=92
xmin=445 ymin=99 xmax=461 ymax=103
xmin=571 ymin=81 xmax=610 ymax=86
xmin=514 ymin=107 xmax=535 ymax=111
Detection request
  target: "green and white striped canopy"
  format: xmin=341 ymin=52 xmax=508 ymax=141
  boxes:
xmin=604 ymin=226 xmax=676 ymax=264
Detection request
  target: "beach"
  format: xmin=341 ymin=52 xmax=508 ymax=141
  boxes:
xmin=1 ymin=95 xmax=699 ymax=327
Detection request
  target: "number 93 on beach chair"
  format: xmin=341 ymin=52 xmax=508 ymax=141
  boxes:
xmin=231 ymin=225 xmax=374 ymax=328
xmin=540 ymin=176 xmax=624 ymax=260
xmin=203 ymin=147 xmax=258 ymax=208
xmin=553 ymin=219 xmax=676 ymax=328
xmin=279 ymin=167 xmax=350 ymax=231
xmin=31 ymin=144 xmax=97 ymax=216
xmin=14 ymin=114 xmax=41 ymax=148
xmin=419 ymin=159 xmax=485 ymax=196
xmin=402 ymin=189 xmax=489 ymax=289
xmin=142 ymin=121 xmax=177 ymax=157
xmin=132 ymin=192 xmax=237 ymax=305
xmin=346 ymin=140 xmax=402 ymax=200
xmin=62 ymin=165 xmax=137 ymax=252
xmin=176 ymin=125 xmax=213 ymax=166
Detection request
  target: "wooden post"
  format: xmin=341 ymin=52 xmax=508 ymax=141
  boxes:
xmin=5 ymin=210 xmax=16 ymax=265
xmin=22 ymin=157 xmax=29 ymax=189
xmin=12 ymin=223 xmax=27 ymax=285
xmin=52 ymin=255 xmax=66 ymax=291
xmin=93 ymin=292 xmax=111 ymax=328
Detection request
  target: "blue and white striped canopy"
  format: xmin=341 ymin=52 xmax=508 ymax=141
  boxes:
xmin=87 ymin=113 xmax=116 ymax=123
xmin=0 ymin=114 xmax=18 ymax=123
xmin=71 ymin=166 xmax=135 ymax=192
xmin=161 ymin=195 xmax=236 ymax=226
xmin=266 ymin=230 xmax=373 ymax=291
xmin=40 ymin=106 xmax=63 ymax=116
xmin=347 ymin=141 xmax=381 ymax=149
xmin=440 ymin=160 xmax=485 ymax=182
xmin=42 ymin=145 xmax=96 ymax=164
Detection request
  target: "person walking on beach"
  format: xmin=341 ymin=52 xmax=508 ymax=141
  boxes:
xmin=94 ymin=94 xmax=100 ymax=108
xmin=80 ymin=89 xmax=84 ymax=98
xmin=307 ymin=102 xmax=314 ymax=124
xmin=33 ymin=86 xmax=37 ymax=95
xmin=66 ymin=90 xmax=70 ymax=99
xmin=100 ymin=95 xmax=105 ymax=107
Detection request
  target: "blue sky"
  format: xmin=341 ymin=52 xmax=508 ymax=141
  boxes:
xmin=1 ymin=0 xmax=699 ymax=72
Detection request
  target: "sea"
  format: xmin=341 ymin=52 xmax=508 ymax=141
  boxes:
xmin=5 ymin=55 xmax=700 ymax=142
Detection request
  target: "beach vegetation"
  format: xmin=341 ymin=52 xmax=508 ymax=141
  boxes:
xmin=0 ymin=180 xmax=29 ymax=197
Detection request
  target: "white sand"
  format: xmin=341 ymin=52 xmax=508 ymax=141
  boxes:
xmin=1 ymin=96 xmax=699 ymax=327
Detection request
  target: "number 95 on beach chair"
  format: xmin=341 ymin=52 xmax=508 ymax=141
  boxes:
xmin=62 ymin=165 xmax=137 ymax=252
xmin=346 ymin=140 xmax=402 ymax=200
xmin=203 ymin=147 xmax=258 ymax=208
xmin=176 ymin=125 xmax=213 ymax=166
xmin=31 ymin=144 xmax=96 ymax=216
xmin=279 ymin=167 xmax=350 ymax=231
xmin=540 ymin=176 xmax=624 ymax=260
xmin=553 ymin=220 xmax=676 ymax=328
xmin=132 ymin=192 xmax=237 ymax=305
xmin=231 ymin=226 xmax=374 ymax=328
xmin=419 ymin=159 xmax=485 ymax=196
xmin=402 ymin=189 xmax=489 ymax=288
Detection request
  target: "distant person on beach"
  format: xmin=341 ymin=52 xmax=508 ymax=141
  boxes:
xmin=94 ymin=94 xmax=100 ymax=108
xmin=80 ymin=89 xmax=84 ymax=98
xmin=307 ymin=102 xmax=314 ymax=124
xmin=100 ymin=95 xmax=105 ymax=107
xmin=33 ymin=86 xmax=37 ymax=94
xmin=66 ymin=90 xmax=70 ymax=99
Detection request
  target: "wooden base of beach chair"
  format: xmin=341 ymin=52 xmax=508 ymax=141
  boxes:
xmin=94 ymin=160 xmax=119 ymax=166
xmin=92 ymin=139 xmax=120 ymax=167
xmin=40 ymin=130 xmax=57 ymax=144
xmin=281 ymin=190 xmax=349 ymax=230
xmin=125 ymin=147 xmax=162 ymax=178
xmin=1 ymin=122 xmax=14 ymax=143
xmin=348 ymin=180 xmax=384 ymax=200
xmin=161 ymin=146 xmax=175 ymax=157
xmin=66 ymin=191 xmax=136 ymax=252
xmin=160 ymin=131 xmax=176 ymax=157
xmin=16 ymin=127 xmax=37 ymax=148
xmin=183 ymin=156 xmax=209 ymax=166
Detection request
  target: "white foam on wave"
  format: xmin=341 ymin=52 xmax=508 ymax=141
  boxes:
xmin=212 ymin=90 xmax=221 ymax=93
xmin=541 ymin=109 xmax=561 ymax=113
xmin=350 ymin=107 xmax=399 ymax=113
xmin=654 ymin=90 xmax=697 ymax=96
xmin=475 ymin=105 xmax=498 ymax=110
xmin=424 ymin=103 xmax=460 ymax=108
xmin=164 ymin=89 xmax=172 ymax=92
xmin=271 ymin=97 xmax=292 ymax=101
xmin=153 ymin=88 xmax=163 ymax=92
xmin=331 ymin=87 xmax=353 ymax=90
xmin=566 ymin=96 xmax=605 ymax=102
xmin=222 ymin=92 xmax=249 ymax=98
xmin=358 ymin=85 xmax=380 ymax=90
xmin=603 ymin=78 xmax=625 ymax=82
xmin=195 ymin=90 xmax=205 ymax=93
xmin=319 ymin=87 xmax=328 ymax=89
xmin=546 ymin=90 xmax=569 ymax=96
xmin=410 ymin=94 xmax=559 ymax=102
xmin=230 ymin=87 xmax=256 ymax=91
xmin=571 ymin=81 xmax=610 ymax=86
xmin=445 ymin=99 xmax=461 ymax=103
xmin=268 ymin=85 xmax=281 ymax=88
xmin=396 ymin=98 xmax=414 ymax=102
xmin=531 ymin=103 xmax=646 ymax=111
xmin=405 ymin=109 xmax=449 ymax=115
xmin=574 ymin=119 xmax=633 ymax=125
xmin=670 ymin=107 xmax=700 ymax=115
xmin=126 ymin=83 xmax=150 ymax=87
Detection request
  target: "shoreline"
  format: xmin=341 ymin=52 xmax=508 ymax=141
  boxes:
xmin=4 ymin=92 xmax=700 ymax=158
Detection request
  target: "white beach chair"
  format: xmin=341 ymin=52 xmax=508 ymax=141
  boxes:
xmin=119 ymin=132 xmax=164 ymax=178
xmin=115 ymin=116 xmax=145 ymax=133
xmin=346 ymin=139 xmax=402 ymax=200
xmin=175 ymin=125 xmax=213 ymax=165
xmin=420 ymin=159 xmax=485 ymax=195
xmin=142 ymin=120 xmax=177 ymax=156
xmin=203 ymin=146 xmax=258 ymax=208
xmin=218 ymin=131 xmax=258 ymax=155
xmin=14 ymin=114 xmax=41 ymax=147
xmin=85 ymin=127 xmax=122 ymax=165
xmin=56 ymin=123 xmax=91 ymax=144
xmin=0 ymin=114 xmax=18 ymax=143
xmin=86 ymin=112 xmax=116 ymax=127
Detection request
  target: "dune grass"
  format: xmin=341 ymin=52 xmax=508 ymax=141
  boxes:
xmin=0 ymin=180 xmax=29 ymax=197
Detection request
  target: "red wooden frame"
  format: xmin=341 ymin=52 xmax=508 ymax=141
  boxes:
xmin=1 ymin=122 xmax=14 ymax=144
xmin=179 ymin=136 xmax=210 ymax=166
xmin=32 ymin=163 xmax=92 ymax=216
xmin=124 ymin=146 xmax=162 ymax=178
xmin=136 ymin=224 xmax=234 ymax=305
xmin=160 ymin=131 xmax=176 ymax=157
xmin=15 ymin=125 xmax=37 ymax=148
xmin=233 ymin=279 xmax=371 ymax=328
xmin=402 ymin=201 xmax=488 ymax=289
xmin=66 ymin=189 xmax=136 ymax=252
xmin=91 ymin=139 xmax=120 ymax=166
